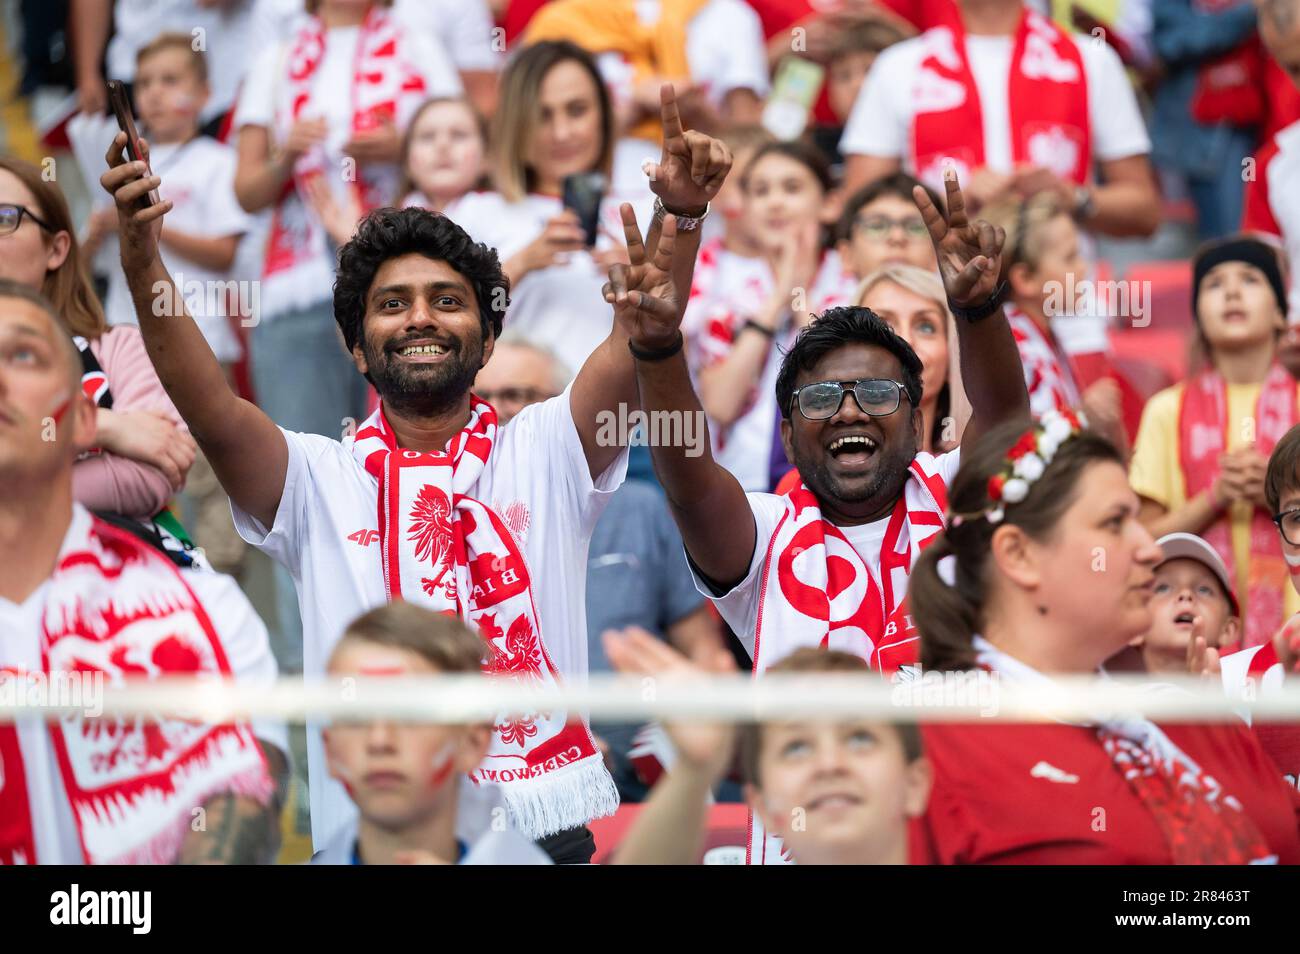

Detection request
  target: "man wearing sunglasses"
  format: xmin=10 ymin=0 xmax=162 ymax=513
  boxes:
xmin=626 ymin=168 xmax=1028 ymax=863
xmin=629 ymin=167 xmax=1029 ymax=682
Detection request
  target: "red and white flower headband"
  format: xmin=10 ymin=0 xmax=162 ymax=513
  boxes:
xmin=953 ymin=408 xmax=1084 ymax=526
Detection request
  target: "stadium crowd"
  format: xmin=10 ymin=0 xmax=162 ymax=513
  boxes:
xmin=3 ymin=0 xmax=1300 ymax=865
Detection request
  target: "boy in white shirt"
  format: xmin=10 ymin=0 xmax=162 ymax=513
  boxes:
xmin=313 ymin=601 xmax=550 ymax=865
xmin=85 ymin=32 xmax=252 ymax=372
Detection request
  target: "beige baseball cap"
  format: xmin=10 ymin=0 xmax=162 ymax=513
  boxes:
xmin=1154 ymin=532 xmax=1240 ymax=616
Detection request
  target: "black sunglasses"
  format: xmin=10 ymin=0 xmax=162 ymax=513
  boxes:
xmin=0 ymin=203 xmax=55 ymax=236
xmin=789 ymin=378 xmax=910 ymax=421
xmin=1273 ymin=508 xmax=1300 ymax=547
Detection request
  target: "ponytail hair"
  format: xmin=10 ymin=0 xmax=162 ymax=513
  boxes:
xmin=910 ymin=417 xmax=1124 ymax=671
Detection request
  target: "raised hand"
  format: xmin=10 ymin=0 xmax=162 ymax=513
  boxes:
xmin=100 ymin=131 xmax=172 ymax=273
xmin=643 ymin=84 xmax=732 ymax=215
xmin=603 ymin=203 xmax=682 ymax=348
xmin=914 ymin=167 xmax=1006 ymax=308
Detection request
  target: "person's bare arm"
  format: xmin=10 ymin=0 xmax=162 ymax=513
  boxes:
xmin=1083 ymin=155 xmax=1161 ymax=238
xmin=70 ymin=0 xmax=111 ymax=115
xmin=843 ymin=154 xmax=901 ymax=197
xmin=569 ymin=85 xmax=731 ymax=480
xmin=179 ymin=741 xmax=287 ymax=864
xmin=158 ymin=229 xmax=241 ymax=272
xmin=914 ymin=172 xmax=1030 ymax=449
xmin=102 ymin=132 xmax=288 ymax=529
xmin=606 ymin=628 xmax=735 ymax=866
xmin=234 ymin=121 xmax=329 ymax=214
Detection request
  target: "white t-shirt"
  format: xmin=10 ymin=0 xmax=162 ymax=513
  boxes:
xmin=444 ymin=189 xmax=655 ymax=375
xmin=840 ymin=31 xmax=1151 ymax=188
xmin=1241 ymin=120 xmax=1300 ymax=317
xmin=106 ymin=0 xmax=254 ymax=122
xmin=233 ymin=25 xmax=461 ymax=317
xmin=0 ymin=505 xmax=286 ymax=864
xmin=247 ymin=0 xmax=501 ymax=73
xmin=97 ymin=135 xmax=252 ymax=363
xmin=692 ymin=450 xmax=962 ymax=658
xmin=231 ymin=386 xmax=629 ymax=847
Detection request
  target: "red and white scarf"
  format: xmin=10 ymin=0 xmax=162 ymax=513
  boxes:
xmin=748 ymin=454 xmax=950 ymax=864
xmin=1006 ymin=305 xmax=1082 ymax=418
xmin=0 ymin=513 xmax=272 ymax=865
xmin=977 ymin=637 xmax=1275 ymax=864
xmin=911 ymin=7 xmax=1090 ymax=192
xmin=263 ymin=8 xmax=427 ymax=313
xmin=351 ymin=398 xmax=618 ymax=839
xmin=1179 ymin=365 xmax=1297 ymax=647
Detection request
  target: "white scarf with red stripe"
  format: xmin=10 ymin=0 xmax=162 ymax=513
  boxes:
xmin=911 ymin=7 xmax=1090 ymax=192
xmin=1006 ymin=305 xmax=1082 ymax=418
xmin=351 ymin=398 xmax=618 ymax=839
xmin=0 ymin=513 xmax=272 ymax=865
xmin=262 ymin=8 xmax=427 ymax=314
xmin=748 ymin=453 xmax=950 ymax=864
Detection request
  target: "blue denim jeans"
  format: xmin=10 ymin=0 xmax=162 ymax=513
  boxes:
xmin=250 ymin=301 xmax=371 ymax=673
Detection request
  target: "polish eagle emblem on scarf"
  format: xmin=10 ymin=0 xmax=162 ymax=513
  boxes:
xmin=408 ymin=485 xmax=454 ymax=597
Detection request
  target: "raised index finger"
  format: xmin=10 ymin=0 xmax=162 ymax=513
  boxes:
xmin=913 ymin=184 xmax=947 ymax=245
xmin=620 ymin=203 xmax=647 ymax=266
xmin=660 ymin=83 xmax=684 ymax=145
xmin=943 ymin=167 xmax=968 ymax=230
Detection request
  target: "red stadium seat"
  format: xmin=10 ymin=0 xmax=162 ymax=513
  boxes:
xmin=1119 ymin=260 xmax=1193 ymax=331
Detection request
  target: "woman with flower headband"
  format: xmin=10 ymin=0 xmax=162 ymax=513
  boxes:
xmin=909 ymin=411 xmax=1300 ymax=864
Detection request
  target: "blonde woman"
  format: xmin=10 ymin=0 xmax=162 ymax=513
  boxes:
xmin=444 ymin=40 xmax=655 ymax=376
xmin=855 ymin=264 xmax=970 ymax=454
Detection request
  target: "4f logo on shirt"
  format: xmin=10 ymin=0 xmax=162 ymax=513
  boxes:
xmin=348 ymin=530 xmax=381 ymax=548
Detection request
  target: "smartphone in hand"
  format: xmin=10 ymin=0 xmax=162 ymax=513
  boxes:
xmin=107 ymin=80 xmax=160 ymax=212
xmin=562 ymin=172 xmax=607 ymax=248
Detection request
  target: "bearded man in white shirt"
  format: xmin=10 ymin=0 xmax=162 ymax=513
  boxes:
xmin=99 ymin=86 xmax=730 ymax=863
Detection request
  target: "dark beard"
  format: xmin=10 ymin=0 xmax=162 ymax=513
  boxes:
xmin=364 ymin=333 xmax=482 ymax=417
xmin=796 ymin=432 xmax=917 ymax=517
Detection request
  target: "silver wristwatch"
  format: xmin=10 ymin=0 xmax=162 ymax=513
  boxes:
xmin=653 ymin=196 xmax=710 ymax=231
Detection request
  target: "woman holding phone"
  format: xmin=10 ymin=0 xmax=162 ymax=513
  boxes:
xmin=445 ymin=41 xmax=655 ymax=375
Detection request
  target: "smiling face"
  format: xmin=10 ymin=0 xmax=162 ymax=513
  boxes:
xmin=750 ymin=720 xmax=930 ymax=865
xmin=405 ymin=100 xmax=485 ymax=203
xmin=1006 ymin=460 xmax=1162 ymax=667
xmin=323 ymin=639 xmax=488 ymax=832
xmin=859 ymin=281 xmax=947 ymax=412
xmin=1141 ymin=558 xmax=1238 ymax=667
xmin=353 ymin=253 xmax=492 ymax=417
xmin=525 ymin=59 xmax=604 ymax=194
xmin=0 ymin=295 xmax=96 ymax=482
xmin=781 ymin=342 xmax=920 ymax=524
xmin=743 ymin=152 xmax=826 ymax=252
xmin=840 ymin=194 xmax=935 ymax=278
xmin=1196 ymin=260 xmax=1285 ymax=352
xmin=0 ymin=169 xmax=69 ymax=291
xmin=134 ymin=46 xmax=207 ymax=143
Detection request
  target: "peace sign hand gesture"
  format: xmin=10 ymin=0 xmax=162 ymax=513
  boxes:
xmin=603 ymin=203 xmax=682 ymax=349
xmin=914 ymin=168 xmax=1007 ymax=308
xmin=643 ymin=84 xmax=732 ymax=215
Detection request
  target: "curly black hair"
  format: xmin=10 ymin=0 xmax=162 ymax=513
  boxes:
xmin=333 ymin=207 xmax=510 ymax=356
xmin=775 ymin=306 xmax=924 ymax=418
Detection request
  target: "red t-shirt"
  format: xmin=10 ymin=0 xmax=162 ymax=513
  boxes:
xmin=916 ymin=721 xmax=1300 ymax=864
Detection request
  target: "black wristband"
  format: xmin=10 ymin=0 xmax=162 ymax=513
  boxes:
xmin=739 ymin=319 xmax=776 ymax=340
xmin=947 ymin=280 xmax=1009 ymax=323
xmin=628 ymin=331 xmax=684 ymax=362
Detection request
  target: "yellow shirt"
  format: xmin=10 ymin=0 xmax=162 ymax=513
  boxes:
xmin=1129 ymin=381 xmax=1300 ymax=623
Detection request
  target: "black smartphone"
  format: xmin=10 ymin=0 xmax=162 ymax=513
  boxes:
xmin=107 ymin=80 xmax=159 ymax=211
xmin=562 ymin=172 xmax=607 ymax=248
